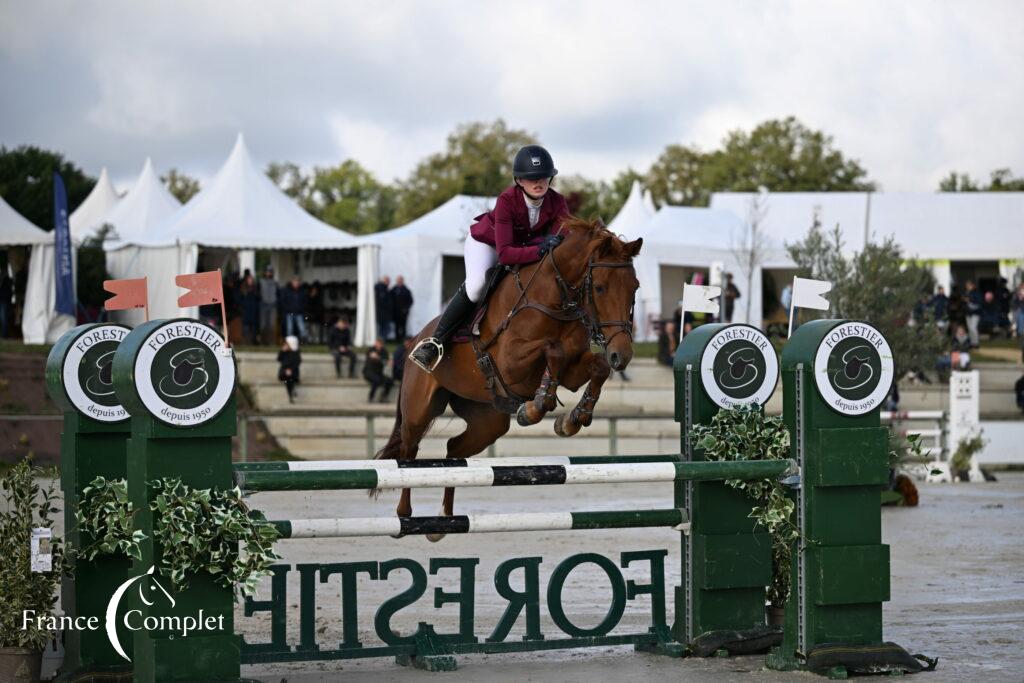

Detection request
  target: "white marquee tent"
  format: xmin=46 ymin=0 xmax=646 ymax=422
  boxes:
xmin=359 ymin=194 xmax=494 ymax=338
xmin=70 ymin=167 xmax=121 ymax=243
xmin=622 ymin=206 xmax=775 ymax=338
xmin=3 ymin=195 xmax=60 ymax=344
xmin=608 ymin=181 xmax=655 ymax=235
xmin=710 ymin=191 xmax=1024 ymax=294
xmin=97 ymin=158 xmax=183 ymax=326
xmin=118 ymin=134 xmax=368 ymax=332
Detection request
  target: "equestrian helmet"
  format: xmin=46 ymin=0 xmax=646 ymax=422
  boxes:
xmin=513 ymin=145 xmax=558 ymax=180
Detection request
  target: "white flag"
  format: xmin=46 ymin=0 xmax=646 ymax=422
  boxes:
xmin=792 ymin=277 xmax=831 ymax=311
xmin=681 ymin=284 xmax=721 ymax=315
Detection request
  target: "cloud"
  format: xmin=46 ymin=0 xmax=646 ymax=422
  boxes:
xmin=1 ymin=0 xmax=1021 ymax=192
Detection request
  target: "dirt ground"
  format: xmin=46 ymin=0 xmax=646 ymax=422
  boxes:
xmin=224 ymin=473 xmax=1024 ymax=682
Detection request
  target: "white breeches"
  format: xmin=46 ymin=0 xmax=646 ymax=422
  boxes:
xmin=464 ymin=237 xmax=498 ymax=303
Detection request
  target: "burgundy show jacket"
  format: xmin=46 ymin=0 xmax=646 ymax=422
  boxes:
xmin=470 ymin=184 xmax=570 ymax=265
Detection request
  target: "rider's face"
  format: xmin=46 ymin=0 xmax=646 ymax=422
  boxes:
xmin=517 ymin=176 xmax=550 ymax=198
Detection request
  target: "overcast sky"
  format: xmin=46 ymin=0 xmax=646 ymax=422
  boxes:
xmin=1 ymin=1 xmax=1021 ymax=192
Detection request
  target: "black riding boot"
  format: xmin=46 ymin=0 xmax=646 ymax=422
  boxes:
xmin=409 ymin=284 xmax=475 ymax=372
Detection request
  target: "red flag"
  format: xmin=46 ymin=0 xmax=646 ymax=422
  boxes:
xmin=103 ymin=277 xmax=148 ymax=311
xmin=176 ymin=270 xmax=223 ymax=308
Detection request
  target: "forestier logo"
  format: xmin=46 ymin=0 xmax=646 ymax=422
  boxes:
xmin=814 ymin=321 xmax=894 ymax=416
xmin=700 ymin=324 xmax=778 ymax=408
xmin=133 ymin=320 xmax=235 ymax=426
xmin=61 ymin=324 xmax=130 ymax=422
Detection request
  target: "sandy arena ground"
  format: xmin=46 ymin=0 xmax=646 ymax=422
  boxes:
xmin=227 ymin=472 xmax=1024 ymax=682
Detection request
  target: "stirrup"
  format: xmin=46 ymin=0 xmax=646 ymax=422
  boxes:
xmin=409 ymin=337 xmax=444 ymax=372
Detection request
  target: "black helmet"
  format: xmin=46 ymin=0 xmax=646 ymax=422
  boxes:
xmin=513 ymin=145 xmax=558 ymax=180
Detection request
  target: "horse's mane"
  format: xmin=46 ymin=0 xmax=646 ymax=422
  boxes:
xmin=559 ymin=216 xmax=634 ymax=260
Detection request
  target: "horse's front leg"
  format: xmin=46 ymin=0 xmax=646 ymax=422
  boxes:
xmin=554 ymin=351 xmax=611 ymax=437
xmin=516 ymin=341 xmax=565 ymax=427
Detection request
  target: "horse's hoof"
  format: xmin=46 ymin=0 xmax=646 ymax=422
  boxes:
xmin=425 ymin=533 xmax=446 ymax=543
xmin=390 ymin=533 xmax=404 ymax=539
xmin=516 ymin=403 xmax=532 ymax=427
xmin=554 ymin=414 xmax=571 ymax=437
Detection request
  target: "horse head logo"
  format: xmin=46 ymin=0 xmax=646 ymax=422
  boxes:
xmin=718 ymin=346 xmax=759 ymax=391
xmin=84 ymin=350 xmax=116 ymax=397
xmin=157 ymin=347 xmax=210 ymax=399
xmin=833 ymin=344 xmax=874 ymax=392
xmin=105 ymin=566 xmax=175 ymax=662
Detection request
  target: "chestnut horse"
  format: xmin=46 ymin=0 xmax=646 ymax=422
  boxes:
xmin=375 ymin=218 xmax=642 ymax=539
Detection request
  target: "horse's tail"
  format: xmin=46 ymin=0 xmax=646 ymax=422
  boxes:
xmin=368 ymin=396 xmax=404 ymax=499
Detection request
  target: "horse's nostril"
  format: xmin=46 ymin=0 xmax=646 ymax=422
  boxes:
xmin=609 ymin=352 xmax=620 ymax=367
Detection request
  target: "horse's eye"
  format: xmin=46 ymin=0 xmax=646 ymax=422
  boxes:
xmin=595 ymin=285 xmax=605 ymax=294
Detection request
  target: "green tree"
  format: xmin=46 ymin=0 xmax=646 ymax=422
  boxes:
xmin=787 ymin=223 xmax=943 ymax=377
xmin=644 ymin=143 xmax=711 ymax=207
xmin=0 ymin=146 xmax=94 ymax=229
xmin=310 ymin=160 xmax=395 ymax=234
xmin=77 ymin=227 xmax=112 ymax=310
xmin=160 ymin=169 xmax=201 ymax=203
xmin=395 ymin=119 xmax=537 ymax=224
xmin=643 ymin=117 xmax=875 ymax=207
xmin=558 ymin=169 xmax=643 ymax=225
xmin=704 ymin=117 xmax=876 ymax=194
xmin=938 ymin=167 xmax=1024 ymax=192
xmin=266 ymin=161 xmax=314 ymax=209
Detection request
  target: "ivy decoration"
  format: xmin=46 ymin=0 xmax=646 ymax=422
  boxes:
xmin=74 ymin=476 xmax=145 ymax=562
xmin=75 ymin=477 xmax=280 ymax=598
xmin=689 ymin=403 xmax=798 ymax=608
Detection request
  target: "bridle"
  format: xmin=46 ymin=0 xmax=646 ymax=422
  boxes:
xmin=489 ymin=242 xmax=636 ymax=354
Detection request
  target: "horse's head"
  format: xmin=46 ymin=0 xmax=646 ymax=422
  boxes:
xmin=558 ymin=218 xmax=643 ymax=371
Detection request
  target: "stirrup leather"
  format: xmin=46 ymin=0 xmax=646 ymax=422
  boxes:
xmin=409 ymin=337 xmax=444 ymax=372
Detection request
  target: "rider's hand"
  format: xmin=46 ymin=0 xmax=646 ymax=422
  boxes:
xmin=537 ymin=233 xmax=565 ymax=256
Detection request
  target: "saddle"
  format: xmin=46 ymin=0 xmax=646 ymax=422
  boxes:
xmin=451 ymin=265 xmax=510 ymax=343
xmin=447 ymin=265 xmax=528 ymax=414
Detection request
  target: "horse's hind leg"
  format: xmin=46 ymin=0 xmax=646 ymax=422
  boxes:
xmin=516 ymin=341 xmax=566 ymax=427
xmin=426 ymin=398 xmax=511 ymax=542
xmin=555 ymin=350 xmax=611 ymax=438
xmin=395 ymin=373 xmax=449 ymax=518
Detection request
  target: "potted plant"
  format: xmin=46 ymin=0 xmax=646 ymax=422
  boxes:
xmin=689 ymin=403 xmax=798 ymax=624
xmin=0 ymin=459 xmax=65 ymax=683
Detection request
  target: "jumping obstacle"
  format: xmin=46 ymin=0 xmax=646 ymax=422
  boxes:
xmin=46 ymin=316 xmax=908 ymax=681
xmin=234 ymin=458 xmax=794 ymax=492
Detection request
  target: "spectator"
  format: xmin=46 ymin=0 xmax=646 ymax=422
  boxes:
xmin=258 ymin=267 xmax=278 ymax=345
xmin=327 ymin=318 xmax=357 ymax=379
xmin=981 ymin=290 xmax=1004 ymax=337
xmin=392 ymin=341 xmax=407 ymax=384
xmin=947 ymin=284 xmax=966 ymax=333
xmin=930 ymin=286 xmax=949 ymax=330
xmin=307 ymin=281 xmax=325 ymax=344
xmin=363 ymin=339 xmax=394 ymax=403
xmin=0 ymin=271 xmax=12 ymax=338
xmin=374 ymin=276 xmax=393 ymax=341
xmin=964 ymin=280 xmax=982 ymax=348
xmin=723 ymin=273 xmax=741 ymax=323
xmin=996 ymin=277 xmax=1012 ymax=331
xmin=657 ymin=321 xmax=678 ymax=366
xmin=279 ymin=276 xmax=308 ymax=342
xmin=239 ymin=273 xmax=260 ymax=345
xmin=1012 ymin=282 xmax=1024 ymax=363
xmin=936 ymin=324 xmax=972 ymax=380
xmin=391 ymin=275 xmax=414 ymax=341
xmin=277 ymin=336 xmax=301 ymax=404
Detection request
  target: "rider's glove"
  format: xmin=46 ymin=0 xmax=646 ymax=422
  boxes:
xmin=536 ymin=233 xmax=565 ymax=256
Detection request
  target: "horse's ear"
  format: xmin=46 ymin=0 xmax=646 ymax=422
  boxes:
xmin=624 ymin=237 xmax=643 ymax=257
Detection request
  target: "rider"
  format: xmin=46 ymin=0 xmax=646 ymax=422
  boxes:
xmin=409 ymin=144 xmax=570 ymax=372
